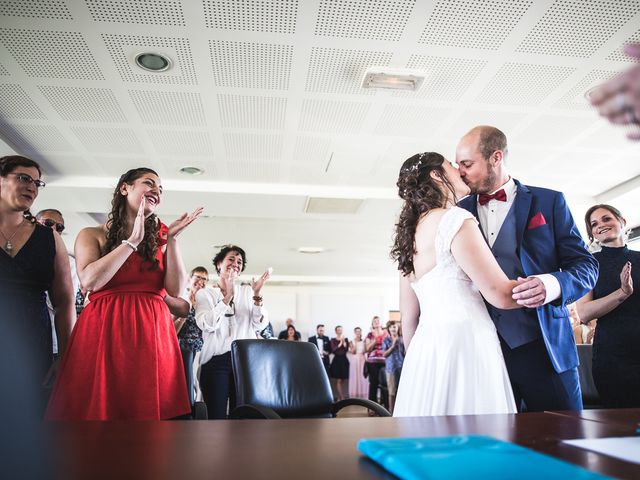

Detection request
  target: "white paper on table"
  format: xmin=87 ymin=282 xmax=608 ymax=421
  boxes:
xmin=562 ymin=437 xmax=640 ymax=464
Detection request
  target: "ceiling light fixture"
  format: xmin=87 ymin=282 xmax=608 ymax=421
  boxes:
xmin=135 ymin=52 xmax=172 ymax=72
xmin=179 ymin=166 xmax=203 ymax=175
xmin=297 ymin=247 xmax=325 ymax=254
xmin=361 ymin=68 xmax=426 ymax=91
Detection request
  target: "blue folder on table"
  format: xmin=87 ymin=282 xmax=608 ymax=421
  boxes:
xmin=358 ymin=435 xmax=609 ymax=480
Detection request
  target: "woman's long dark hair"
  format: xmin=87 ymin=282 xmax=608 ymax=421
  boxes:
xmin=0 ymin=155 xmax=42 ymax=223
xmin=390 ymin=152 xmax=457 ymax=276
xmin=105 ymin=168 xmax=160 ymax=268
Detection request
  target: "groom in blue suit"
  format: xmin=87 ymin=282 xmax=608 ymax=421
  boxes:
xmin=457 ymin=126 xmax=598 ymax=412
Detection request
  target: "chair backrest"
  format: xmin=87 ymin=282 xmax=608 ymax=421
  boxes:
xmin=576 ymin=344 xmax=600 ymax=408
xmin=231 ymin=339 xmax=335 ymax=418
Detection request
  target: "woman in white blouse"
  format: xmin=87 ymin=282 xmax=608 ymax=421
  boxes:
xmin=195 ymin=245 xmax=269 ymax=419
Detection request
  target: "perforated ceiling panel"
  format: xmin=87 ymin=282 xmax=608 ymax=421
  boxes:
xmin=0 ymin=63 xmax=8 ymax=75
xmin=516 ymin=0 xmax=640 ymax=57
xmin=209 ymin=40 xmax=292 ymax=89
xmin=374 ymin=105 xmax=451 ymax=137
xmin=226 ymin=160 xmax=282 ymax=182
xmin=419 ymin=0 xmax=533 ymax=50
xmin=606 ymin=29 xmax=640 ymax=62
xmin=85 ymin=0 xmax=185 ymax=25
xmin=554 ymin=69 xmax=618 ymax=110
xmin=102 ymin=34 xmax=196 ymax=84
xmin=0 ymin=29 xmax=103 ymax=80
xmin=315 ymin=0 xmax=415 ymax=41
xmin=2 ymin=124 xmax=73 ymax=152
xmin=0 ymin=84 xmax=46 ymax=119
xmin=305 ymin=47 xmax=392 ymax=94
xmin=0 ymin=0 xmax=72 ymax=19
xmin=70 ymin=126 xmax=144 ymax=154
xmin=514 ymin=115 xmax=597 ymax=147
xmin=223 ymin=133 xmax=284 ymax=159
xmin=476 ymin=63 xmax=576 ymax=105
xmin=218 ymin=94 xmax=287 ymax=130
xmin=129 ymin=90 xmax=206 ymax=126
xmin=398 ymin=55 xmax=487 ymax=100
xmin=292 ymin=136 xmax=331 ymax=166
xmin=38 ymin=86 xmax=126 ymax=122
xmin=298 ymin=99 xmax=370 ymax=133
xmin=147 ymin=130 xmax=214 ymax=156
xmin=203 ymin=0 xmax=299 ymax=33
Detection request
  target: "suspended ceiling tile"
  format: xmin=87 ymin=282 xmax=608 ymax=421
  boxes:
xmin=315 ymin=0 xmax=415 ymax=41
xmin=374 ymin=105 xmax=451 ymax=138
xmin=217 ymin=94 xmax=287 ymax=130
xmin=554 ymin=69 xmax=619 ymax=110
xmin=298 ymin=99 xmax=370 ymax=133
xmin=223 ymin=133 xmax=284 ymax=160
xmin=202 ymin=0 xmax=299 ymax=33
xmin=1 ymin=123 xmax=74 ymax=152
xmin=419 ymin=0 xmax=533 ymax=50
xmin=147 ymin=129 xmax=214 ymax=156
xmin=38 ymin=85 xmax=126 ymax=122
xmin=516 ymin=0 xmax=640 ymax=58
xmin=606 ymin=28 xmax=640 ymax=62
xmin=0 ymin=0 xmax=72 ymax=19
xmin=129 ymin=90 xmax=206 ymax=126
xmin=291 ymin=136 xmax=331 ymax=166
xmin=305 ymin=47 xmax=392 ymax=95
xmin=209 ymin=40 xmax=293 ymax=90
xmin=0 ymin=28 xmax=103 ymax=80
xmin=475 ymin=62 xmax=576 ymax=105
xmin=85 ymin=0 xmax=186 ymax=26
xmin=0 ymin=84 xmax=46 ymax=119
xmin=70 ymin=126 xmax=144 ymax=154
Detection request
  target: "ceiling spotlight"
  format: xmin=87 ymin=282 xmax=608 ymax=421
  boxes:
xmin=361 ymin=68 xmax=426 ymax=91
xmin=297 ymin=246 xmax=325 ymax=254
xmin=179 ymin=166 xmax=203 ymax=175
xmin=135 ymin=52 xmax=172 ymax=72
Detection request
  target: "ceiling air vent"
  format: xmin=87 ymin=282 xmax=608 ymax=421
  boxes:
xmin=304 ymin=197 xmax=363 ymax=214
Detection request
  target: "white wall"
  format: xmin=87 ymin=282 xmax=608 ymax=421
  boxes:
xmin=262 ymin=282 xmax=399 ymax=340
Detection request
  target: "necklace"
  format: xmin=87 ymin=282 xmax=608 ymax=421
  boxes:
xmin=0 ymin=218 xmax=26 ymax=254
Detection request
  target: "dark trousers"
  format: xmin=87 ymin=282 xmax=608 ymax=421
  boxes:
xmin=500 ymin=338 xmax=582 ymax=412
xmin=200 ymin=351 xmax=236 ymax=420
xmin=180 ymin=347 xmax=195 ymax=408
xmin=366 ymin=362 xmax=388 ymax=408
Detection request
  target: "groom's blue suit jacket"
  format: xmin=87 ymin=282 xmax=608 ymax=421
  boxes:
xmin=458 ymin=179 xmax=598 ymax=373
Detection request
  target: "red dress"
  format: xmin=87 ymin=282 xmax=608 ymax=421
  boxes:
xmin=46 ymin=225 xmax=190 ymax=420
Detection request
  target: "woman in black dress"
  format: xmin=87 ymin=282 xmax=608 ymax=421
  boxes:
xmin=0 ymin=156 xmax=75 ymax=415
xmin=577 ymin=204 xmax=639 ymax=407
xmin=329 ymin=325 xmax=350 ymax=401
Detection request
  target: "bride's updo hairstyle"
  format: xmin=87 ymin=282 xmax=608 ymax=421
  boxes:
xmin=391 ymin=152 xmax=457 ymax=276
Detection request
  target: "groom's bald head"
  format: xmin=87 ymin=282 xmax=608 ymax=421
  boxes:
xmin=463 ymin=126 xmax=508 ymax=161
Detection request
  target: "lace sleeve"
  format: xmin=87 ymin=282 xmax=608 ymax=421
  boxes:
xmin=436 ymin=207 xmax=478 ymax=255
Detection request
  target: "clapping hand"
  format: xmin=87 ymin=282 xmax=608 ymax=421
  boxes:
xmin=620 ymin=261 xmax=633 ymax=297
xmin=512 ymin=276 xmax=546 ymax=308
xmin=251 ymin=268 xmax=271 ymax=296
xmin=127 ymin=197 xmax=146 ymax=247
xmin=167 ymin=207 xmax=204 ymax=239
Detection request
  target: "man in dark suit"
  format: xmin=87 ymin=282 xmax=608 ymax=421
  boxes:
xmin=308 ymin=324 xmax=331 ymax=374
xmin=456 ymin=125 xmax=598 ymax=412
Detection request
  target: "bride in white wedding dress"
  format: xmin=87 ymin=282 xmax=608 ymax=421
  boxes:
xmin=391 ymin=152 xmax=518 ymax=417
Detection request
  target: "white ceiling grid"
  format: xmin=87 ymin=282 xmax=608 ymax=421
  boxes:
xmin=0 ymin=0 xmax=638 ymax=281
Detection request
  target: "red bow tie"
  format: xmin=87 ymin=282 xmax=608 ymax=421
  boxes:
xmin=478 ymin=189 xmax=507 ymax=206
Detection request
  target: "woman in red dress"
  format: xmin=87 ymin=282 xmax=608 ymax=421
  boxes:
xmin=47 ymin=168 xmax=202 ymax=420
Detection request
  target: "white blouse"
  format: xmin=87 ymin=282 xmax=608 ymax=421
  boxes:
xmin=195 ymin=284 xmax=268 ymax=364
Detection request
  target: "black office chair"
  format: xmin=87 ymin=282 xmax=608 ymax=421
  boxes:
xmin=576 ymin=344 xmax=601 ymax=409
xmin=229 ymin=339 xmax=391 ymax=419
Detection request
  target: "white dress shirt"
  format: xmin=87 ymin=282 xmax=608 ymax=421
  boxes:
xmin=195 ymin=284 xmax=268 ymax=364
xmin=476 ymin=177 xmax=560 ymax=305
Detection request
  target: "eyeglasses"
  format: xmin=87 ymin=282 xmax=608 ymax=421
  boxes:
xmin=7 ymin=173 xmax=46 ymax=189
xmin=192 ymin=274 xmax=208 ymax=282
xmin=42 ymin=218 xmax=65 ymax=233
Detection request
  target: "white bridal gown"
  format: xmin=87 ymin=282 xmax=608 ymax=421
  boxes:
xmin=394 ymin=207 xmax=517 ymax=417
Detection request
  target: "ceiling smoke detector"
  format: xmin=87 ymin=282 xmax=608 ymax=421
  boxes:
xmin=179 ymin=166 xmax=203 ymax=175
xmin=297 ymin=247 xmax=325 ymax=254
xmin=361 ymin=68 xmax=426 ymax=91
xmin=135 ymin=52 xmax=172 ymax=72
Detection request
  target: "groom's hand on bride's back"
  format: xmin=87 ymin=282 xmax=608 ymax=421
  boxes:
xmin=512 ymin=276 xmax=546 ymax=308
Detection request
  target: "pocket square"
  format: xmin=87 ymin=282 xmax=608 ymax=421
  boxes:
xmin=527 ymin=212 xmax=547 ymax=229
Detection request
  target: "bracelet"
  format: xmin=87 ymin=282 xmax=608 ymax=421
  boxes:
xmin=121 ymin=239 xmax=137 ymax=251
xmin=253 ymin=295 xmax=263 ymax=306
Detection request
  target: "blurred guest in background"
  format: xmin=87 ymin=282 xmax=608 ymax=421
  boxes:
xmin=330 ymin=325 xmax=350 ymax=401
xmin=348 ymin=327 xmax=369 ymax=398
xmin=278 ymin=318 xmax=300 ymax=340
xmin=309 ymin=324 xmax=331 ymax=375
xmin=577 ymin=204 xmax=639 ymax=407
xmin=283 ymin=324 xmax=299 ymax=341
xmin=383 ymin=322 xmax=405 ymax=414
xmin=365 ymin=316 xmax=388 ymax=411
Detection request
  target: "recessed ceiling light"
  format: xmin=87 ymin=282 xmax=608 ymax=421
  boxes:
xmin=297 ymin=246 xmax=325 ymax=254
xmin=135 ymin=52 xmax=172 ymax=72
xmin=179 ymin=166 xmax=203 ymax=175
xmin=361 ymin=68 xmax=426 ymax=91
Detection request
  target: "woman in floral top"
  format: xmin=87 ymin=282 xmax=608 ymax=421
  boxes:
xmin=365 ymin=316 xmax=388 ymax=412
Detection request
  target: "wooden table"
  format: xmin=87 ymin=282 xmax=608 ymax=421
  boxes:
xmin=52 ymin=411 xmax=640 ymax=480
